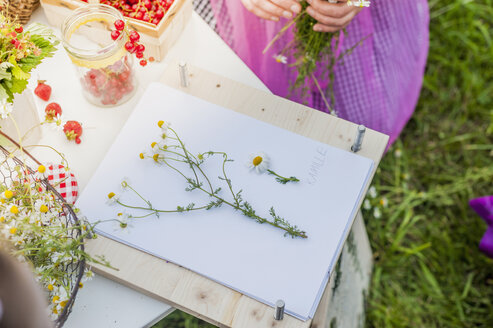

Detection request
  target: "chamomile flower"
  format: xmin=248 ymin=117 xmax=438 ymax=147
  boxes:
xmin=120 ymin=177 xmax=131 ymax=190
xmin=113 ymin=212 xmax=132 ymax=233
xmin=247 ymin=152 xmax=270 ymax=174
xmin=394 ymin=148 xmax=402 ymax=158
xmin=106 ymin=192 xmax=120 ymax=205
xmin=7 ymin=204 xmax=19 ymax=215
xmin=379 ymin=197 xmax=388 ymax=208
xmin=273 ymin=54 xmax=287 ymax=64
xmin=157 ymin=120 xmax=169 ymax=138
xmin=48 ymin=114 xmax=65 ymax=132
xmin=363 ymin=199 xmax=371 ymax=210
xmin=151 ymin=141 xmax=167 ymax=154
xmin=2 ymin=189 xmax=13 ymax=199
xmin=367 ymin=186 xmax=377 ymax=198
xmin=373 ymin=207 xmax=382 ymax=219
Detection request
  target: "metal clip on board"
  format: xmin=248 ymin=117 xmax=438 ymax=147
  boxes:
xmin=274 ymin=299 xmax=285 ymax=320
xmin=179 ymin=61 xmax=189 ymax=88
xmin=351 ymin=125 xmax=366 ymax=153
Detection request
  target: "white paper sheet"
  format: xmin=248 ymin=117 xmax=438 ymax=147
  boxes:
xmin=77 ymin=83 xmax=374 ymax=320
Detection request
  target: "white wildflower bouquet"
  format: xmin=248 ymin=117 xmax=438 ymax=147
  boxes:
xmin=0 ymin=140 xmax=107 ymax=326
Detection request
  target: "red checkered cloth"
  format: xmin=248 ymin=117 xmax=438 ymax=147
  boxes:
xmin=46 ymin=164 xmax=79 ymax=204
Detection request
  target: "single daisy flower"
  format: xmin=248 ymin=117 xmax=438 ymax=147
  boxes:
xmin=379 ymin=197 xmax=388 ymax=208
xmin=363 ymin=199 xmax=371 ymax=210
xmin=120 ymin=177 xmax=131 ymax=190
xmin=367 ymin=186 xmax=377 ymax=198
xmin=113 ymin=212 xmax=132 ymax=233
xmin=373 ymin=207 xmax=382 ymax=219
xmin=106 ymin=192 xmax=119 ymax=205
xmin=273 ymin=54 xmax=287 ymax=64
xmin=247 ymin=152 xmax=270 ymax=174
xmin=2 ymin=189 xmax=13 ymax=199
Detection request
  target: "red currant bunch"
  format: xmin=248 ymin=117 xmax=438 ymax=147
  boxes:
xmin=110 ymin=19 xmax=152 ymax=67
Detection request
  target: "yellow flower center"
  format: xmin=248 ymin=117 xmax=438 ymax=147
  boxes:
xmin=276 ymin=57 xmax=281 ymax=63
xmin=10 ymin=205 xmax=19 ymax=214
xmin=52 ymin=295 xmax=60 ymax=303
xmin=119 ymin=222 xmax=128 ymax=229
xmin=48 ymin=284 xmax=54 ymax=291
xmin=139 ymin=153 xmax=144 ymax=159
xmin=108 ymin=192 xmax=115 ymax=199
xmin=161 ymin=133 xmax=167 ymax=139
xmin=52 ymin=308 xmax=58 ymax=314
xmin=153 ymin=154 xmax=160 ymax=162
xmin=151 ymin=142 xmax=157 ymax=148
xmin=0 ymin=216 xmax=5 ymax=222
xmin=40 ymin=205 xmax=49 ymax=213
xmin=79 ymin=282 xmax=84 ymax=288
xmin=60 ymin=300 xmax=68 ymax=308
xmin=157 ymin=120 xmax=165 ymax=128
xmin=252 ymin=156 xmax=263 ymax=166
xmin=9 ymin=227 xmax=17 ymax=234
xmin=198 ymin=154 xmax=204 ymax=160
xmin=4 ymin=190 xmax=13 ymax=199
xmin=38 ymin=165 xmax=46 ymax=173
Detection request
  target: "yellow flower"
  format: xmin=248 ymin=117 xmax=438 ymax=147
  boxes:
xmin=40 ymin=204 xmax=49 ymax=213
xmin=38 ymin=165 xmax=46 ymax=173
xmin=48 ymin=284 xmax=54 ymax=291
xmin=153 ymin=153 xmax=160 ymax=162
xmin=9 ymin=205 xmax=19 ymax=214
xmin=60 ymin=300 xmax=68 ymax=308
xmin=79 ymin=282 xmax=84 ymax=288
xmin=108 ymin=192 xmax=116 ymax=199
xmin=247 ymin=152 xmax=270 ymax=174
xmin=52 ymin=295 xmax=60 ymax=304
xmin=139 ymin=153 xmax=145 ymax=159
xmin=9 ymin=227 xmax=17 ymax=234
xmin=157 ymin=120 xmax=165 ymax=128
xmin=0 ymin=216 xmax=5 ymax=222
xmin=151 ymin=142 xmax=157 ymax=148
xmin=3 ymin=190 xmax=13 ymax=199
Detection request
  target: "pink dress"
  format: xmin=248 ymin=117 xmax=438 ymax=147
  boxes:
xmin=209 ymin=1 xmax=430 ymax=145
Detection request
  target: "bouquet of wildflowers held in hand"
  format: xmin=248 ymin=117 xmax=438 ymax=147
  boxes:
xmin=0 ymin=10 xmax=58 ymax=115
xmin=265 ymin=0 xmax=371 ymax=115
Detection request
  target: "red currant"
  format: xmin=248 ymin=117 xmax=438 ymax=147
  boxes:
xmin=125 ymin=41 xmax=136 ymax=53
xmin=140 ymin=59 xmax=147 ymax=66
xmin=14 ymin=26 xmax=23 ymax=33
xmin=111 ymin=30 xmax=121 ymax=40
xmin=136 ymin=44 xmax=145 ymax=52
xmin=136 ymin=52 xmax=144 ymax=58
xmin=129 ymin=31 xmax=140 ymax=42
xmin=114 ymin=19 xmax=125 ymax=31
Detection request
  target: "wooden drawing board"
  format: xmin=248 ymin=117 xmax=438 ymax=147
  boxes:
xmin=85 ymin=63 xmax=389 ymax=328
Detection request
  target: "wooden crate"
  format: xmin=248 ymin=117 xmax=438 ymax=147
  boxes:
xmin=40 ymin=0 xmax=192 ymax=61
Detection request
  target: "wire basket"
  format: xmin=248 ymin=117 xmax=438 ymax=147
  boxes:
xmin=0 ymin=135 xmax=85 ymax=328
xmin=4 ymin=0 xmax=40 ymax=24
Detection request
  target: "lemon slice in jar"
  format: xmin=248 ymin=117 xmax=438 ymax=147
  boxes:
xmin=65 ymin=16 xmax=127 ymax=70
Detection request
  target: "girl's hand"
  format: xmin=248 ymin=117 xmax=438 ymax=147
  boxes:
xmin=306 ymin=0 xmax=362 ymax=32
xmin=241 ymin=0 xmax=302 ymax=21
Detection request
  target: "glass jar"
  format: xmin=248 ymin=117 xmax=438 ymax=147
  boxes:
xmin=61 ymin=4 xmax=137 ymax=107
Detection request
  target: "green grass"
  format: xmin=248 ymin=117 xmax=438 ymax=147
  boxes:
xmin=155 ymin=0 xmax=493 ymax=327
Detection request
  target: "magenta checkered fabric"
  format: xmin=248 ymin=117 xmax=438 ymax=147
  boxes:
xmin=208 ymin=0 xmax=429 ymax=145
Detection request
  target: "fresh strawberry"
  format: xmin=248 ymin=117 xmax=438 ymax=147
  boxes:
xmin=34 ymin=80 xmax=51 ymax=101
xmin=45 ymin=102 xmax=62 ymax=121
xmin=63 ymin=120 xmax=83 ymax=144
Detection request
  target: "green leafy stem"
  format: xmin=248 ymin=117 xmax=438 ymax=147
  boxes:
xmin=113 ymin=125 xmax=307 ymax=239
